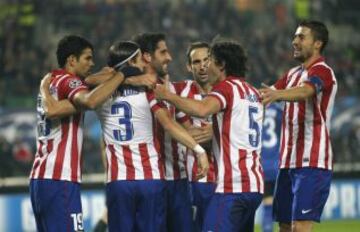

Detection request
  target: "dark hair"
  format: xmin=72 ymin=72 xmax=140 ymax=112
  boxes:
xmin=132 ymin=32 xmax=166 ymax=55
xmin=299 ymin=20 xmax=329 ymax=53
xmin=186 ymin=42 xmax=210 ymax=65
xmin=56 ymin=35 xmax=93 ymax=68
xmin=210 ymin=41 xmax=247 ymax=77
xmin=107 ymin=41 xmax=139 ymax=69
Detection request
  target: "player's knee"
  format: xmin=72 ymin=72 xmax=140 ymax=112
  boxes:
xmin=279 ymin=222 xmax=291 ymax=232
xmin=292 ymin=220 xmax=313 ymax=232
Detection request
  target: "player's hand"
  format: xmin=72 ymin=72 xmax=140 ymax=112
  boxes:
xmin=188 ymin=124 xmax=213 ymax=143
xmin=196 ymin=153 xmax=209 ymax=180
xmin=259 ymin=84 xmax=279 ymax=106
xmin=154 ymin=84 xmax=170 ymax=100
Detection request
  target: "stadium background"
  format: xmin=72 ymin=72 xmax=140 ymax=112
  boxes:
xmin=0 ymin=0 xmax=359 ymax=231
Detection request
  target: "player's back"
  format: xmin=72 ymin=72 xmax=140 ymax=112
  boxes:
xmin=30 ymin=69 xmax=88 ymax=183
xmin=97 ymin=86 xmax=164 ymax=181
xmin=209 ymin=77 xmax=264 ymax=193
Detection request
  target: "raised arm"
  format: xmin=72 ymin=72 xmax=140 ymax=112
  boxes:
xmin=154 ymin=84 xmax=221 ymax=118
xmin=259 ymin=83 xmax=315 ymax=106
xmin=84 ymin=67 xmax=116 ymax=86
xmin=73 ymin=71 xmax=124 ymax=110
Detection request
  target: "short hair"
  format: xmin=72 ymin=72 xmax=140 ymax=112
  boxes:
xmin=56 ymin=35 xmax=93 ymax=68
xmin=186 ymin=42 xmax=210 ymax=65
xmin=299 ymin=20 xmax=329 ymax=53
xmin=210 ymin=41 xmax=247 ymax=77
xmin=132 ymin=32 xmax=166 ymax=55
xmin=107 ymin=41 xmax=140 ymax=69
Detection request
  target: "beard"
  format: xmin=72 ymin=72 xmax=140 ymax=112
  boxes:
xmin=152 ymin=61 xmax=168 ymax=78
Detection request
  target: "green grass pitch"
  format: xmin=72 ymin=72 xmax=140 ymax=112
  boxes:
xmin=254 ymin=220 xmax=360 ymax=232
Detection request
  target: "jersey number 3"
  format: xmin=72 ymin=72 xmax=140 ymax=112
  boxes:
xmin=111 ymin=102 xmax=134 ymax=141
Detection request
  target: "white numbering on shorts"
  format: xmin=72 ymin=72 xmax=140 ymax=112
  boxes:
xmin=70 ymin=213 xmax=84 ymax=231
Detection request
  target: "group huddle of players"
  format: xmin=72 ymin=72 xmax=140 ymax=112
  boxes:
xmin=29 ymin=19 xmax=337 ymax=232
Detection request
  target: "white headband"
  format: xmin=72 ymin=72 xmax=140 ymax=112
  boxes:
xmin=113 ymin=49 xmax=140 ymax=70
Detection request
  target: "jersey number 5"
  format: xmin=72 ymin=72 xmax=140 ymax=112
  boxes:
xmin=248 ymin=106 xmax=260 ymax=147
xmin=111 ymin=102 xmax=134 ymax=141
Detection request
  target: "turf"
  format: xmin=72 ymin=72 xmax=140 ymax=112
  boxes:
xmin=254 ymin=220 xmax=360 ymax=232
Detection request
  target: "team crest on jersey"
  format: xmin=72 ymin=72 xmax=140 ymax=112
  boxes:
xmin=69 ymin=79 xmax=82 ymax=89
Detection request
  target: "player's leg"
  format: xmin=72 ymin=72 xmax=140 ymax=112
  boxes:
xmin=166 ymin=179 xmax=192 ymax=232
xmin=191 ymin=182 xmax=216 ymax=232
xmin=262 ymin=181 xmax=276 ymax=232
xmin=203 ymin=192 xmax=262 ymax=232
xmin=136 ymin=180 xmax=166 ymax=232
xmin=30 ymin=179 xmax=84 ymax=232
xmin=290 ymin=168 xmax=332 ymax=232
xmin=93 ymin=208 xmax=107 ymax=232
xmin=273 ymin=169 xmax=293 ymax=232
xmin=106 ymin=181 xmax=136 ymax=232
xmin=29 ymin=179 xmax=45 ymax=232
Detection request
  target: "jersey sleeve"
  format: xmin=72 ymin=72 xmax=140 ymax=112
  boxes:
xmin=207 ymin=81 xmax=232 ymax=110
xmin=146 ymin=90 xmax=167 ymax=113
xmin=273 ymin=72 xmax=288 ymax=90
xmin=304 ymin=65 xmax=334 ymax=94
xmin=57 ymin=76 xmax=88 ymax=103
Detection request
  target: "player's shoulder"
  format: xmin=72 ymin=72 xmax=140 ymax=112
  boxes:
xmin=287 ymin=65 xmax=302 ymax=77
xmin=172 ymin=79 xmax=192 ymax=94
xmin=308 ymin=61 xmax=333 ymax=77
xmin=51 ymin=69 xmax=82 ymax=86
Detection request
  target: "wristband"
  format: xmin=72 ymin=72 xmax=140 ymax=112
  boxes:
xmin=193 ymin=144 xmax=206 ymax=155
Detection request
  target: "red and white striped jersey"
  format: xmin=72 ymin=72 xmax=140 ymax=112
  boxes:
xmin=208 ymin=77 xmax=264 ymax=194
xmin=96 ymin=86 xmax=165 ymax=182
xmin=176 ymin=80 xmax=217 ymax=183
xmin=153 ymin=81 xmax=188 ymax=180
xmin=273 ymin=57 xmax=337 ymax=170
xmin=30 ymin=69 xmax=88 ymax=183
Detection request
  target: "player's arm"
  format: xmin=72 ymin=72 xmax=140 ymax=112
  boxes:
xmin=154 ymin=84 xmax=221 ymax=118
xmin=40 ymin=73 xmax=77 ymax=119
xmin=259 ymin=83 xmax=315 ymax=105
xmin=84 ymin=67 xmax=116 ymax=86
xmin=154 ymin=108 xmax=209 ymax=178
xmin=187 ymin=123 xmax=213 ymax=144
xmin=123 ymin=73 xmax=157 ymax=89
xmin=85 ymin=67 xmax=156 ymax=90
xmin=72 ymin=71 xmax=125 ymax=110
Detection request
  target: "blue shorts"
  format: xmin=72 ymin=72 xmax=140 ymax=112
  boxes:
xmin=166 ymin=179 xmax=192 ymax=232
xmin=203 ymin=192 xmax=262 ymax=232
xmin=106 ymin=180 xmax=166 ymax=232
xmin=190 ymin=182 xmax=216 ymax=232
xmin=29 ymin=179 xmax=83 ymax=232
xmin=273 ymin=168 xmax=332 ymax=223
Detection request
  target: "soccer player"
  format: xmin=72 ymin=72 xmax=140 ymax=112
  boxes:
xmin=260 ymin=20 xmax=337 ymax=232
xmin=133 ymin=33 xmax=195 ymax=232
xmin=97 ymin=41 xmax=209 ymax=232
xmin=177 ymin=42 xmax=217 ymax=231
xmin=155 ymin=40 xmax=264 ymax=232
xmin=29 ymin=35 xmax=127 ymax=232
xmin=261 ymin=102 xmax=283 ymax=232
